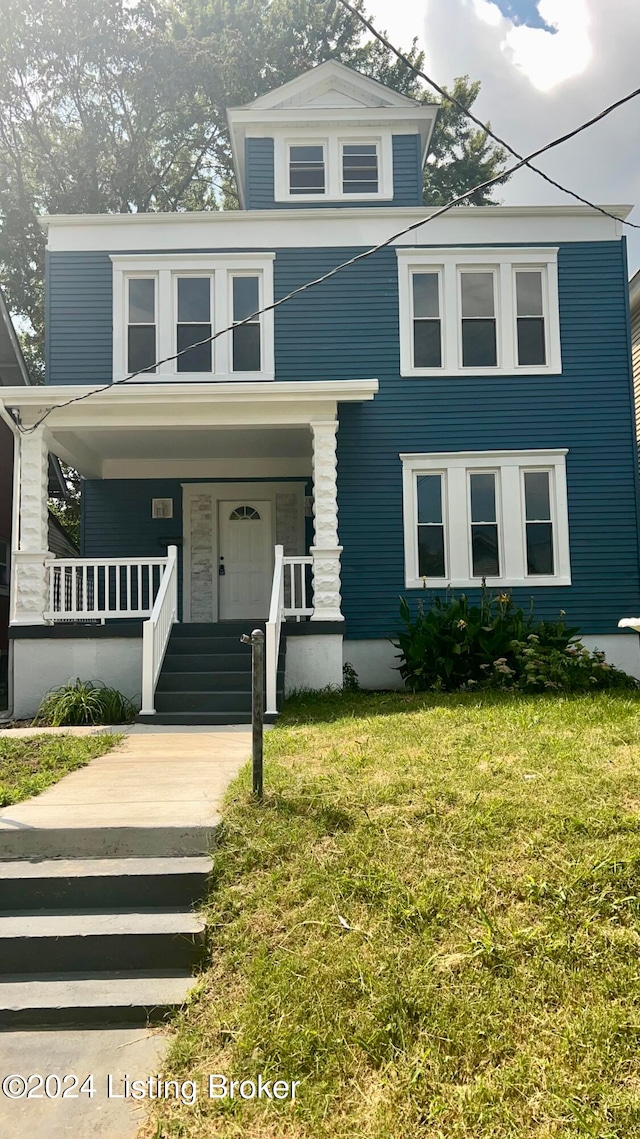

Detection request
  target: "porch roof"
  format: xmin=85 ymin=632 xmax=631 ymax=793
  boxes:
xmin=0 ymin=379 xmax=378 ymax=479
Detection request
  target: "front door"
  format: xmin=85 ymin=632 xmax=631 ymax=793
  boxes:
xmin=218 ymin=500 xmax=272 ymax=620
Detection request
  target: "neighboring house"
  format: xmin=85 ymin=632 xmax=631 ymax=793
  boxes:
xmin=0 ymin=288 xmax=76 ymax=709
xmin=1 ymin=60 xmax=639 ymax=722
xmin=631 ymin=270 xmax=640 ymax=420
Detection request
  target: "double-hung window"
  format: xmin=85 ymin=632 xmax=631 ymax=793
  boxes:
xmin=402 ymin=450 xmax=570 ymax=588
xmin=397 ymin=249 xmax=561 ymax=376
xmin=176 ymin=277 xmax=212 ymax=373
xmin=127 ymin=277 xmax=157 ymax=375
xmin=113 ymin=255 xmax=275 ymax=380
xmin=289 ymin=145 xmax=326 ymax=196
xmin=342 ymin=143 xmax=379 ymax=194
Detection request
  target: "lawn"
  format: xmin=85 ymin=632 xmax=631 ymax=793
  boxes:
xmin=0 ymin=733 xmax=121 ymax=806
xmin=146 ymin=691 xmax=640 ymax=1139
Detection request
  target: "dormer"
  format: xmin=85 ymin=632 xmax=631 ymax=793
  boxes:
xmin=227 ymin=61 xmax=438 ymax=210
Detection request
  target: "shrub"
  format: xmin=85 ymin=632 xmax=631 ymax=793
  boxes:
xmin=34 ymin=679 xmax=137 ymax=726
xmin=342 ymin=661 xmax=360 ymax=691
xmin=395 ymin=587 xmax=637 ymax=694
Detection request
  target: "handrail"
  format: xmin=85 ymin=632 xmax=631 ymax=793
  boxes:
xmin=140 ymin=545 xmax=178 ymax=716
xmin=266 ymin=545 xmax=285 ymax=716
xmin=44 ymin=555 xmax=168 ymax=621
xmin=266 ymin=549 xmax=314 ymax=716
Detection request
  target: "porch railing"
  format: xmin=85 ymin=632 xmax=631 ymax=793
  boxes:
xmin=141 ymin=545 xmax=179 ymax=716
xmin=266 ymin=547 xmax=313 ymax=715
xmin=45 ymin=556 xmax=169 ymax=621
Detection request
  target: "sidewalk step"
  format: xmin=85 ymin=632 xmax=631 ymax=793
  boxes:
xmin=0 ymin=970 xmax=197 ymax=1027
xmin=137 ymin=712 xmax=253 ymax=726
xmin=0 ymin=857 xmax=212 ymax=910
xmin=0 ymin=908 xmax=206 ymax=974
xmin=0 ymin=824 xmax=219 ymax=859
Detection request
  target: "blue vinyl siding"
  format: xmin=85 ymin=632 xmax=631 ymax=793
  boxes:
xmin=53 ymin=239 xmax=640 ymax=638
xmin=245 ymin=135 xmax=423 ymax=209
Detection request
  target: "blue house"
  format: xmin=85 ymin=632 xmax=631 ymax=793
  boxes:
xmin=2 ymin=60 xmax=639 ymax=721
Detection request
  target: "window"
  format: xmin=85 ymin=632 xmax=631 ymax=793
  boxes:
xmin=232 ymin=276 xmax=261 ymax=372
xmin=229 ymin=505 xmax=261 ymax=520
xmin=397 ymin=248 xmax=561 ymax=376
xmin=0 ymin=539 xmax=8 ymax=591
xmin=460 ymin=272 xmax=497 ymax=368
xmin=274 ymin=134 xmax=393 ymax=200
xmin=523 ymin=470 xmax=554 ymax=574
xmin=127 ymin=277 xmax=156 ymax=374
xmin=401 ymin=450 xmax=570 ymax=588
xmin=289 ymin=145 xmax=325 ymax=195
xmin=342 ymin=143 xmax=379 ymax=194
xmin=112 ymin=255 xmax=275 ymax=380
xmin=417 ymin=474 xmax=446 ymax=577
xmin=516 ymin=270 xmax=546 ymax=366
xmin=412 ymin=273 xmax=442 ymax=369
xmin=176 ymin=277 xmax=211 ymax=373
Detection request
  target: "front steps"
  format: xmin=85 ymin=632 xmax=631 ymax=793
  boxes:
xmin=137 ymin=621 xmax=285 ymax=725
xmin=0 ymin=854 xmax=211 ymax=1028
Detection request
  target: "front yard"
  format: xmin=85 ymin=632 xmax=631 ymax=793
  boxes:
xmin=148 ymin=691 xmax=640 ymax=1138
xmin=0 ymin=733 xmax=121 ymax=806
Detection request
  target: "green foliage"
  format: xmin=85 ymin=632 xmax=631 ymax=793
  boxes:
xmin=342 ymin=660 xmax=360 ymax=691
xmin=0 ymin=733 xmax=120 ymax=806
xmin=34 ymin=678 xmax=137 ymax=726
xmin=395 ymin=587 xmax=638 ymax=694
xmin=0 ymin=0 xmax=509 ymax=363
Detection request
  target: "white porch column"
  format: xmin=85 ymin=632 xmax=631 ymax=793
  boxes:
xmin=310 ymin=420 xmax=343 ymax=622
xmin=12 ymin=426 xmax=50 ymax=625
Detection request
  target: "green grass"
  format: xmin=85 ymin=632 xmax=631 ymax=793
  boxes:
xmin=0 ymin=733 xmax=121 ymax=806
xmin=146 ymin=691 xmax=640 ymax=1139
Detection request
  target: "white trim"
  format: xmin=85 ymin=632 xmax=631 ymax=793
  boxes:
xmin=111 ymin=254 xmax=275 ymax=382
xmin=397 ymin=248 xmax=562 ymax=377
xmin=40 ymin=207 xmax=628 ymax=253
xmin=103 ymin=458 xmax=312 ymax=480
xmin=273 ymin=129 xmax=393 ymax=203
xmin=182 ymin=480 xmax=305 ymax=623
xmin=401 ymin=449 xmax=571 ymax=589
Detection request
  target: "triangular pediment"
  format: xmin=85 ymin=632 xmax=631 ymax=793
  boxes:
xmin=247 ymin=61 xmax=421 ymax=112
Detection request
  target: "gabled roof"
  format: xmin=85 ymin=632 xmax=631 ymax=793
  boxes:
xmin=227 ymin=59 xmax=438 ymax=208
xmin=247 ymin=60 xmax=425 ymax=111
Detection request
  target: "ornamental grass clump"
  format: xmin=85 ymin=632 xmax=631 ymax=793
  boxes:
xmin=34 ymin=679 xmax=137 ymax=726
xmin=395 ymin=586 xmax=637 ymax=693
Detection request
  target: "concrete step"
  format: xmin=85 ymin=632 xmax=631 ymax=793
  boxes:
xmin=167 ymin=636 xmax=255 ymax=655
xmin=172 ymin=621 xmax=266 ymax=637
xmin=157 ymin=671 xmax=253 ymax=692
xmin=162 ymin=652 xmax=257 ymax=671
xmin=0 ymin=908 xmax=206 ymax=974
xmin=0 ymin=970 xmax=197 ymax=1027
xmin=137 ymin=711 xmax=253 ymax=726
xmin=0 ymin=824 xmax=219 ymax=860
xmin=0 ymin=857 xmax=212 ymax=911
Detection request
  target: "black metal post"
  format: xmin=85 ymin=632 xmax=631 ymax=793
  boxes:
xmin=241 ymin=629 xmax=264 ymax=799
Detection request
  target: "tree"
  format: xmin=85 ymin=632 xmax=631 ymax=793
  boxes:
xmin=0 ymin=0 xmax=509 ymax=362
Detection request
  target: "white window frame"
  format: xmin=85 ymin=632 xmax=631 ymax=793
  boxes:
xmin=111 ymin=254 xmax=275 ymax=382
xmin=401 ymin=449 xmax=570 ymax=589
xmin=340 ymin=139 xmax=381 ymax=197
xmin=125 ymin=271 xmax=159 ymax=376
xmin=397 ymin=248 xmax=561 ymax=377
xmin=272 ymin=129 xmax=393 ymax=202
xmin=173 ymin=271 xmax=214 ymax=375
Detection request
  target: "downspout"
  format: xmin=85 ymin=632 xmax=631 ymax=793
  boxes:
xmin=0 ymin=403 xmax=20 ymax=721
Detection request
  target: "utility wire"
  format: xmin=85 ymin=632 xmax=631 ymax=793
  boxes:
xmin=335 ymin=0 xmax=640 ymax=230
xmin=8 ymin=81 xmax=640 ymax=438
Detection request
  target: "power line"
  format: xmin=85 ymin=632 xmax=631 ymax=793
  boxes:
xmin=334 ymin=0 xmax=640 ymax=230
xmin=9 ymin=80 xmax=640 ymax=438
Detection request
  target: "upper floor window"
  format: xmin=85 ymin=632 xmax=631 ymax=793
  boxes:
xmin=275 ymin=133 xmax=392 ymax=201
xmin=401 ymin=449 xmax=571 ymax=589
xmin=289 ymin=145 xmax=325 ymax=195
xmin=111 ymin=254 xmax=275 ymax=381
xmin=342 ymin=143 xmax=379 ymax=194
xmin=397 ymin=248 xmax=561 ymax=377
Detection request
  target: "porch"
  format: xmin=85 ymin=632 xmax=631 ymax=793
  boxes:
xmin=0 ymin=380 xmax=378 ymax=718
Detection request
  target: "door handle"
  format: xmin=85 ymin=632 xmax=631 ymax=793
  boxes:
xmin=218 ymin=556 xmax=226 ymax=576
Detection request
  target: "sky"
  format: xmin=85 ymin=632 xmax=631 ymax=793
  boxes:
xmin=365 ymin=0 xmax=640 ymax=274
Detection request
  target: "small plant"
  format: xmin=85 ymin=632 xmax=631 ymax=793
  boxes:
xmin=34 ymin=679 xmax=137 ymax=726
xmin=342 ymin=661 xmax=360 ymax=691
xmin=395 ymin=585 xmax=637 ymax=694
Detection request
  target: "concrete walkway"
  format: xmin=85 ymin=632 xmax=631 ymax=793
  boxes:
xmin=0 ymin=726 xmax=251 ymax=857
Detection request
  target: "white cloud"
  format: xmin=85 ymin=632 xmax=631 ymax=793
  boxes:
xmin=365 ymin=0 xmax=640 ymax=270
xmin=501 ymin=0 xmax=593 ymax=91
